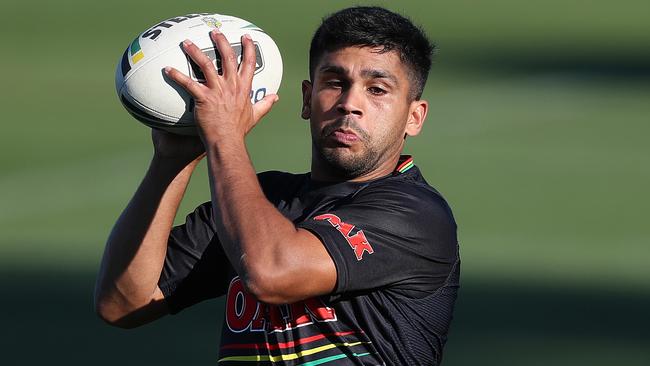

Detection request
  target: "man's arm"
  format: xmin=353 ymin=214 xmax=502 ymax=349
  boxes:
xmin=94 ymin=131 xmax=204 ymax=328
xmin=205 ymin=142 xmax=337 ymax=305
xmin=165 ymin=32 xmax=336 ymax=305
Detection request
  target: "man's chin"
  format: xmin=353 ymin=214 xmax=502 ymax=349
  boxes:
xmin=319 ymin=148 xmax=373 ymax=178
xmin=321 ymin=146 xmax=356 ymax=163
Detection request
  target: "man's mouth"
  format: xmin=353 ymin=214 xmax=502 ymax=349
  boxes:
xmin=322 ymin=118 xmax=365 ymax=146
xmin=329 ymin=128 xmax=359 ymax=144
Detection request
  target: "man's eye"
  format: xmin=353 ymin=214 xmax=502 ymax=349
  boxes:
xmin=325 ymin=80 xmax=344 ymax=88
xmin=368 ymin=87 xmax=386 ymax=95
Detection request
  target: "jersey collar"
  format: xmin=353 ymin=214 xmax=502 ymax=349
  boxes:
xmin=395 ymin=155 xmax=414 ymax=174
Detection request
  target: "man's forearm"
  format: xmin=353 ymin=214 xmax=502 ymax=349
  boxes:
xmin=205 ymin=139 xmax=292 ymax=273
xmin=95 ymin=156 xmax=199 ymax=325
xmin=204 ymin=139 xmax=335 ymax=304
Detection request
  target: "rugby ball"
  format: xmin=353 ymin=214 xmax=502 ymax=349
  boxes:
xmin=115 ymin=13 xmax=283 ymax=135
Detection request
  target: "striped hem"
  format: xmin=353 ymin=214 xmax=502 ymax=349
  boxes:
xmin=297 ymin=352 xmax=372 ymax=366
xmin=221 ymin=331 xmax=359 ymax=351
xmin=217 ymin=341 xmax=370 ymax=363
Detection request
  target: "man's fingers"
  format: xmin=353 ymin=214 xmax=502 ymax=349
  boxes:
xmin=238 ymin=34 xmax=256 ymax=83
xmin=210 ymin=30 xmax=238 ymax=78
xmin=164 ymin=66 xmax=206 ymax=98
xmin=252 ymin=94 xmax=280 ymax=123
xmin=181 ymin=40 xmax=219 ymax=87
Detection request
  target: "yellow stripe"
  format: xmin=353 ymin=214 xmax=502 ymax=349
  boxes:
xmin=218 ymin=341 xmax=366 ymax=363
xmin=131 ymin=51 xmax=144 ymax=64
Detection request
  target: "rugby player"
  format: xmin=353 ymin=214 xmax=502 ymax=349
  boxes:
xmin=96 ymin=6 xmax=460 ymax=365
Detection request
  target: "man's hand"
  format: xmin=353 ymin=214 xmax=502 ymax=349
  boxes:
xmin=151 ymin=128 xmax=205 ymax=165
xmin=163 ymin=30 xmax=279 ymax=145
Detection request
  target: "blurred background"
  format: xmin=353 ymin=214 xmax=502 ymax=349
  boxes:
xmin=1 ymin=0 xmax=648 ymax=364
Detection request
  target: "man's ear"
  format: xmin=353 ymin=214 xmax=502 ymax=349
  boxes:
xmin=405 ymin=99 xmax=428 ymax=137
xmin=301 ymin=80 xmax=312 ymax=120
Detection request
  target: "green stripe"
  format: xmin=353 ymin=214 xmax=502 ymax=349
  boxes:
xmin=297 ymin=352 xmax=371 ymax=366
xmin=129 ymin=37 xmax=141 ymax=55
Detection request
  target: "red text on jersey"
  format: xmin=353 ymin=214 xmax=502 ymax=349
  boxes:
xmin=226 ymin=277 xmax=337 ymax=333
xmin=313 ymin=213 xmax=374 ymax=260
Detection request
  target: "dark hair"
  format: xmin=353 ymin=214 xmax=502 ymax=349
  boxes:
xmin=309 ymin=6 xmax=435 ymax=100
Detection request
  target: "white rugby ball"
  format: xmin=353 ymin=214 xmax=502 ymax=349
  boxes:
xmin=115 ymin=13 xmax=283 ymax=135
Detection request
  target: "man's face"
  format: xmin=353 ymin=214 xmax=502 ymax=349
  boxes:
xmin=302 ymin=46 xmax=426 ymax=180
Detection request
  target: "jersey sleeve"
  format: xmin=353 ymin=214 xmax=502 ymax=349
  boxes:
xmin=157 ymin=171 xmax=299 ymax=314
xmin=158 ymin=202 xmax=231 ymax=314
xmin=298 ymin=182 xmax=458 ymax=299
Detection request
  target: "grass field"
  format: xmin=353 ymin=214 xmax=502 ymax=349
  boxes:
xmin=1 ymin=1 xmax=649 ymax=364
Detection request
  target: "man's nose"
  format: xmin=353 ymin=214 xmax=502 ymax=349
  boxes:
xmin=336 ymin=86 xmax=364 ymax=117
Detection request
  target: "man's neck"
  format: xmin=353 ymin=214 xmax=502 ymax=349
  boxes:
xmin=310 ymin=152 xmax=402 ymax=183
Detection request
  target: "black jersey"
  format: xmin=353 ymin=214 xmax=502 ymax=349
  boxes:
xmin=159 ymin=156 xmax=460 ymax=365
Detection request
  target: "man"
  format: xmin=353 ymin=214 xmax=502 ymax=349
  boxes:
xmin=96 ymin=6 xmax=459 ymax=365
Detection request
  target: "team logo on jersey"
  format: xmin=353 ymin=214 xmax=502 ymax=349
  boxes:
xmin=313 ymin=214 xmax=374 ymax=260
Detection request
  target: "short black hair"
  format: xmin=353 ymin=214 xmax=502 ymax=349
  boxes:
xmin=309 ymin=6 xmax=435 ymax=100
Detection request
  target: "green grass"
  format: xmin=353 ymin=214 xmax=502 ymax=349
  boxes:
xmin=1 ymin=0 xmax=649 ymax=364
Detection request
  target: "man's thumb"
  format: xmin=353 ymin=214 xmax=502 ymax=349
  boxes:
xmin=252 ymin=94 xmax=280 ymax=122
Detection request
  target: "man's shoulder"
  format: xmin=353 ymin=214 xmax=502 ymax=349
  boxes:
xmin=358 ymin=167 xmax=455 ymax=221
xmin=257 ymin=170 xmax=306 ymax=183
xmin=257 ymin=170 xmax=309 ymax=204
xmin=322 ymin=166 xmax=458 ymax=256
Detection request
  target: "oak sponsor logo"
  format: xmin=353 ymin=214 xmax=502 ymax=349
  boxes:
xmin=314 ymin=214 xmax=374 ymax=261
xmin=226 ymin=277 xmax=337 ymax=333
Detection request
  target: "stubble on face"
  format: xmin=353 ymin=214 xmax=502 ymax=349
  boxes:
xmin=312 ymin=115 xmax=400 ymax=180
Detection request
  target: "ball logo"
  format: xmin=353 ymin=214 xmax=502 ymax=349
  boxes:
xmin=141 ymin=13 xmax=211 ymax=41
xmin=201 ymin=17 xmax=222 ymax=29
xmin=186 ymin=43 xmax=264 ymax=82
xmin=128 ymin=38 xmax=145 ymax=65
